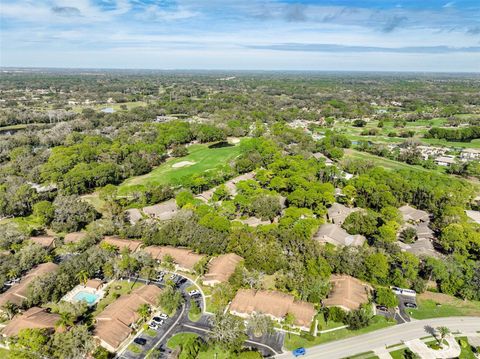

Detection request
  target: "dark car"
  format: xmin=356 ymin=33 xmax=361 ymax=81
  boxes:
xmin=404 ymin=302 xmax=417 ymax=309
xmin=134 ymin=338 xmax=147 ymax=346
xmin=376 ymin=305 xmax=388 ymax=312
xmin=293 ymin=347 xmax=306 ymax=357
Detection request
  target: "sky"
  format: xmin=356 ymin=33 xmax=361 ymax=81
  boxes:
xmin=1 ymin=0 xmax=479 ymax=72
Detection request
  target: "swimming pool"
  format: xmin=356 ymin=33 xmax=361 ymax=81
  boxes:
xmin=73 ymin=291 xmax=100 ymax=305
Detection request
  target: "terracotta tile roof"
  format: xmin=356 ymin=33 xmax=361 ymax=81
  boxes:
xmin=323 ymin=275 xmax=370 ymax=311
xmin=30 ymin=236 xmax=55 ymax=248
xmin=0 ymin=262 xmax=59 ymax=307
xmin=85 ymin=279 xmax=103 ymax=290
xmin=229 ymin=289 xmax=316 ymax=328
xmin=313 ymin=223 xmax=365 ymax=247
xmin=94 ymin=285 xmax=161 ymax=350
xmin=144 ymin=246 xmax=205 ymax=271
xmin=101 ymin=237 xmax=142 ymax=252
xmin=2 ymin=307 xmax=60 ymax=337
xmin=64 ymin=232 xmax=87 ymax=244
xmin=203 ymin=253 xmax=243 ymax=285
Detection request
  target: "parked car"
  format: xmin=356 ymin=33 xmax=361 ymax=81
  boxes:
xmin=169 ymin=274 xmax=177 ymax=280
xmin=158 ymin=313 xmax=168 ymax=320
xmin=404 ymin=302 xmax=417 ymax=309
xmin=152 ymin=317 xmax=164 ymax=325
xmin=4 ymin=278 xmax=20 ymax=286
xmin=189 ymin=290 xmax=201 ymax=297
xmin=134 ymin=338 xmax=147 ymax=346
xmin=376 ymin=305 xmax=388 ymax=312
xmin=293 ymin=347 xmax=306 ymax=357
xmin=149 ymin=323 xmax=159 ymax=330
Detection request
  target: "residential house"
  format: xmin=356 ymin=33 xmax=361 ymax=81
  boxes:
xmin=312 ymin=152 xmax=334 ymax=166
xmin=101 ymin=237 xmax=142 ymax=253
xmin=435 ymin=155 xmax=456 ymax=167
xmin=223 ymin=172 xmax=255 ymax=196
xmin=143 ymin=199 xmax=178 ymax=221
xmin=465 ymin=210 xmax=480 ymax=224
xmin=1 ymin=307 xmax=60 ymax=337
xmin=229 ymin=289 xmax=316 ymax=331
xmin=323 ymin=275 xmax=370 ymax=311
xmin=327 ymin=203 xmax=361 ymax=226
xmin=313 ymin=223 xmax=366 ymax=247
xmin=0 ymin=263 xmax=59 ymax=308
xmin=236 ymin=217 xmax=271 ymax=227
xmin=124 ymin=208 xmax=143 ymax=225
xmin=64 ymin=232 xmax=87 ymax=244
xmin=144 ymin=246 xmax=205 ymax=272
xmin=94 ymin=285 xmax=161 ymax=352
xmin=203 ymin=253 xmax=243 ymax=287
xmin=30 ymin=235 xmax=56 ymax=249
xmin=399 ymin=205 xmax=430 ymax=223
xmin=460 ymin=148 xmax=480 ymax=161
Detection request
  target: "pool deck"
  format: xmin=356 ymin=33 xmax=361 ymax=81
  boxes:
xmin=62 ymin=283 xmax=106 ymax=306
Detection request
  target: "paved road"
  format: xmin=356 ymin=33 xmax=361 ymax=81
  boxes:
xmin=277 ymin=317 xmax=480 ymax=359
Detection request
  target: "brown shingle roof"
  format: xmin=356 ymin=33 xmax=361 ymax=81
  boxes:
xmin=94 ymin=285 xmax=161 ymax=351
xmin=313 ymin=223 xmax=365 ymax=247
xmin=2 ymin=307 xmax=60 ymax=337
xmin=327 ymin=203 xmax=361 ymax=225
xmin=85 ymin=279 xmax=103 ymax=290
xmin=0 ymin=262 xmax=59 ymax=307
xmin=229 ymin=289 xmax=316 ymax=329
xmin=143 ymin=199 xmax=177 ymax=220
xmin=144 ymin=246 xmax=205 ymax=271
xmin=101 ymin=237 xmax=142 ymax=252
xmin=64 ymin=232 xmax=87 ymax=244
xmin=30 ymin=236 xmax=55 ymax=248
xmin=323 ymin=275 xmax=370 ymax=311
xmin=399 ymin=205 xmax=430 ymax=223
xmin=203 ymin=253 xmax=243 ymax=285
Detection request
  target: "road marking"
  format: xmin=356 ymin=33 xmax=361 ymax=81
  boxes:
xmin=146 ymin=303 xmax=186 ymax=358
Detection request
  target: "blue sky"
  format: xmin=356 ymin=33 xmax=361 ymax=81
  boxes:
xmin=1 ymin=0 xmax=479 ymax=71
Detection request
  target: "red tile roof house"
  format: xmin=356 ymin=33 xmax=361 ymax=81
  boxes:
xmin=229 ymin=289 xmax=316 ymax=331
xmin=94 ymin=285 xmax=161 ymax=352
xmin=203 ymin=253 xmax=243 ymax=287
xmin=0 ymin=262 xmax=59 ymax=309
xmin=144 ymin=246 xmax=205 ymax=273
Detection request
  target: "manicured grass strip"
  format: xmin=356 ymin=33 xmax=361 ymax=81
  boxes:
xmin=407 ymin=292 xmax=480 ymax=319
xmin=128 ymin=344 xmax=143 ymax=354
xmin=284 ymin=316 xmax=395 ymax=350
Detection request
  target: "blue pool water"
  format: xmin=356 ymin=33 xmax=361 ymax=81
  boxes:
xmin=73 ymin=291 xmax=99 ymax=305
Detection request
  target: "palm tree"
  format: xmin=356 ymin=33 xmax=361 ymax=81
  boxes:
xmin=55 ymin=312 xmax=74 ymax=331
xmin=436 ymin=326 xmax=450 ymax=345
xmin=75 ymin=270 xmax=89 ymax=286
xmin=1 ymin=302 xmax=18 ymax=320
xmin=137 ymin=304 xmax=150 ymax=323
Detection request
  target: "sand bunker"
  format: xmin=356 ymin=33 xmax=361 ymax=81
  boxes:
xmin=172 ymin=161 xmax=196 ymax=168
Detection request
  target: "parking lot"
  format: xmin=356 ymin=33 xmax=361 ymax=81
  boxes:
xmin=374 ymin=288 xmax=417 ymax=324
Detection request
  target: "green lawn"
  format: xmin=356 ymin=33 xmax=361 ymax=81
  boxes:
xmin=284 ymin=316 xmax=395 ymax=350
xmin=0 ymin=348 xmax=10 ymax=358
xmin=145 ymin=329 xmax=158 ymax=337
xmin=92 ymin=280 xmax=143 ymax=316
xmin=167 ymin=332 xmax=199 ymax=349
xmin=118 ymin=143 xmax=242 ymax=195
xmin=343 ymin=149 xmax=436 ymax=173
xmin=0 ymin=215 xmax=44 ymax=232
xmin=127 ymin=344 xmax=142 ymax=354
xmin=407 ymin=292 xmax=480 ymax=320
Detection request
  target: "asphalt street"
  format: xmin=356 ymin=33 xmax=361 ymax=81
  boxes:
xmin=277 ymin=317 xmax=480 ymax=359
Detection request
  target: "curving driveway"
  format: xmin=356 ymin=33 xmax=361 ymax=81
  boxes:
xmin=277 ymin=317 xmax=480 ymax=359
